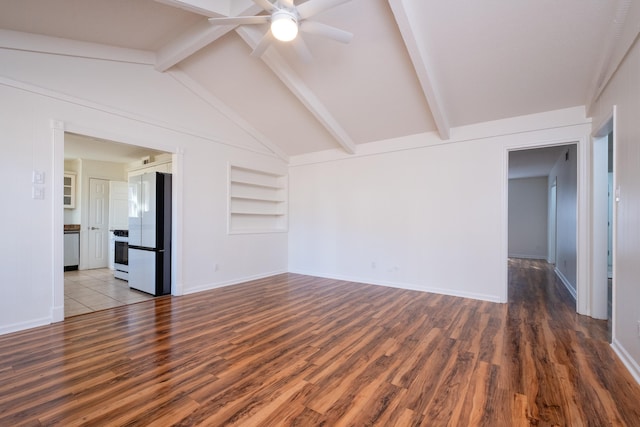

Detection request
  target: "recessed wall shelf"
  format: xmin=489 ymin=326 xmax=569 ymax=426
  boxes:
xmin=228 ymin=165 xmax=287 ymax=234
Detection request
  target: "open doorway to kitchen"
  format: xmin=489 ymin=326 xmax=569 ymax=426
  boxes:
xmin=63 ymin=132 xmax=172 ymax=317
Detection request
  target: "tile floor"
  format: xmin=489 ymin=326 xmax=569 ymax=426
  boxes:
xmin=64 ymin=268 xmax=154 ymax=317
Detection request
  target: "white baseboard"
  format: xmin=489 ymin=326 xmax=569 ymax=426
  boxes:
xmin=50 ymin=305 xmax=65 ymax=323
xmin=0 ymin=317 xmax=51 ymax=336
xmin=183 ymin=269 xmax=288 ymax=295
xmin=287 ymin=269 xmax=504 ymax=303
xmin=554 ymin=267 xmax=577 ymax=300
xmin=611 ymin=339 xmax=640 ymax=386
xmin=508 ymin=254 xmax=547 ymax=260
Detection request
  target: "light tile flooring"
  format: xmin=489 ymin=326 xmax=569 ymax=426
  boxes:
xmin=64 ymin=268 xmax=154 ymax=317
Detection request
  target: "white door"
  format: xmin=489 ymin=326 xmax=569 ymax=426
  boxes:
xmin=88 ymin=178 xmax=110 ymax=269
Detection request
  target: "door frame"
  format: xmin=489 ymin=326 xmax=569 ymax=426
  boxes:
xmin=503 ymin=136 xmax=589 ymax=315
xmin=51 ymin=120 xmax=184 ymax=323
xmin=592 ymin=106 xmax=617 ymax=326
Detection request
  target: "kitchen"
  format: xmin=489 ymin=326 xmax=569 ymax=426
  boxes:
xmin=63 ymin=133 xmax=173 ymax=317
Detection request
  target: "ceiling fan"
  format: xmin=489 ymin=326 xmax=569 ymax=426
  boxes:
xmin=208 ymin=0 xmax=354 ymax=61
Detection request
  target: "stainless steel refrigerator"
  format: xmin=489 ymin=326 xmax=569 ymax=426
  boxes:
xmin=128 ymin=172 xmax=172 ymax=296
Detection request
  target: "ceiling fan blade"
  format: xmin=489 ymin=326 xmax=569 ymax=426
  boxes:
xmin=279 ymin=0 xmax=295 ymax=8
xmin=296 ymin=0 xmax=352 ymax=20
xmin=208 ymin=16 xmax=270 ymax=26
xmin=252 ymin=0 xmax=276 ymax=13
xmin=291 ymin=36 xmax=313 ymax=63
xmin=299 ymin=20 xmax=353 ymax=44
xmin=251 ymin=30 xmax=275 ymax=58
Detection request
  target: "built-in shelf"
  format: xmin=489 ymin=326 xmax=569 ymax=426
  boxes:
xmin=228 ymin=165 xmax=287 ymax=234
xmin=230 ymin=195 xmax=285 ymax=203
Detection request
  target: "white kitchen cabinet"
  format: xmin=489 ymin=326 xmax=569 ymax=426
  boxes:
xmin=108 ymin=181 xmax=129 ymax=230
xmin=63 ymin=173 xmax=76 ymax=209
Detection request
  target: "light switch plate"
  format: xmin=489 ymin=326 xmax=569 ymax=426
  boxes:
xmin=32 ymin=170 xmax=45 ymax=184
xmin=32 ymin=187 xmax=45 ymax=200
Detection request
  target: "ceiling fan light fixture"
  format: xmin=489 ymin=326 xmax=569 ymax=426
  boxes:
xmin=271 ymin=10 xmax=298 ymax=42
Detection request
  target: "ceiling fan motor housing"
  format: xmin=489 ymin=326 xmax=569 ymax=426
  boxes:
xmin=271 ymin=10 xmax=299 ymax=41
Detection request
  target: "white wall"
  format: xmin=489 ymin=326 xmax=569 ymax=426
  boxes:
xmin=0 ymin=49 xmax=288 ymax=334
xmin=589 ymin=4 xmax=640 ymax=382
xmin=548 ymin=146 xmax=578 ymax=295
xmin=289 ymin=108 xmax=592 ymax=303
xmin=508 ymin=177 xmax=548 ymax=259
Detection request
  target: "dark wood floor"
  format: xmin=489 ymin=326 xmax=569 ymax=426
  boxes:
xmin=1 ymin=259 xmax=639 ymax=426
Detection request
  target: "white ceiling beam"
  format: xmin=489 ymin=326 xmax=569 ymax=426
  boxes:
xmin=153 ymin=0 xmax=231 ymax=17
xmin=154 ymin=2 xmax=263 ymax=71
xmin=586 ymin=0 xmax=636 ymax=115
xmin=0 ymin=29 xmax=155 ymax=65
xmin=168 ymin=69 xmax=289 ymax=161
xmin=388 ymin=0 xmax=450 ymax=140
xmin=235 ymin=26 xmax=357 ymax=155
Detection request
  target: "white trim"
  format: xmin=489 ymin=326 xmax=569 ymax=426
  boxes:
xmin=51 ymin=120 xmax=66 ymax=323
xmin=168 ymin=70 xmax=289 ymax=161
xmin=288 ymin=269 xmax=503 ymax=303
xmin=591 ymin=106 xmax=618 ymax=335
xmin=0 ymin=317 xmax=52 ymax=336
xmin=0 ymin=29 xmax=155 ymax=65
xmin=576 ymin=135 xmax=591 ymax=316
xmin=0 ymin=75 xmax=280 ymax=159
xmin=183 ymin=270 xmax=288 ymax=295
xmin=555 ymin=267 xmax=577 ymax=300
xmin=612 ymin=339 xmax=640 ymax=385
xmin=290 ymin=107 xmax=591 ymax=167
xmin=171 ymin=149 xmax=185 ymax=296
xmin=508 ymin=254 xmax=548 ymax=260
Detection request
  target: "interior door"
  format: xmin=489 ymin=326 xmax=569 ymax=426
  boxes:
xmin=88 ymin=178 xmax=110 ymax=269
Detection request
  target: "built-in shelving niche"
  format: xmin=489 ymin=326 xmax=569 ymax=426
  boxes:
xmin=228 ymin=165 xmax=288 ymax=234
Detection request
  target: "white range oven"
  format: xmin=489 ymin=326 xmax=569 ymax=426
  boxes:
xmin=113 ymin=229 xmax=129 ymax=281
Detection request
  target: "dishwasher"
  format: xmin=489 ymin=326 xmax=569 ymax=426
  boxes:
xmin=64 ymin=229 xmax=80 ymax=271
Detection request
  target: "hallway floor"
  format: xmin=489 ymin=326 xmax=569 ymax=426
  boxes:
xmin=64 ymin=268 xmax=154 ymax=317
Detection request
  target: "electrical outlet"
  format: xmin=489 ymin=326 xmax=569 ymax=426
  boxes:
xmin=371 ymin=262 xmax=376 ymax=269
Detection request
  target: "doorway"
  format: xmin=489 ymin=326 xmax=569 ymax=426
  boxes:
xmin=507 ymin=144 xmax=578 ymax=301
xmin=63 ymin=132 xmax=172 ymax=317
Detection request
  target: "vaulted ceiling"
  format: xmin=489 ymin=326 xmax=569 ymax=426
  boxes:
xmin=0 ymin=0 xmax=625 ymax=160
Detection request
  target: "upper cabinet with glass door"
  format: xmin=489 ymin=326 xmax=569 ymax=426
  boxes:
xmin=63 ymin=172 xmax=76 ymax=209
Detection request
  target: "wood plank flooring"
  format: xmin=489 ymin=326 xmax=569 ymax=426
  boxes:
xmin=1 ymin=258 xmax=639 ymax=425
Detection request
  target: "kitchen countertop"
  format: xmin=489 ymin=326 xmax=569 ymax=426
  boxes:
xmin=64 ymin=224 xmax=80 ymax=232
